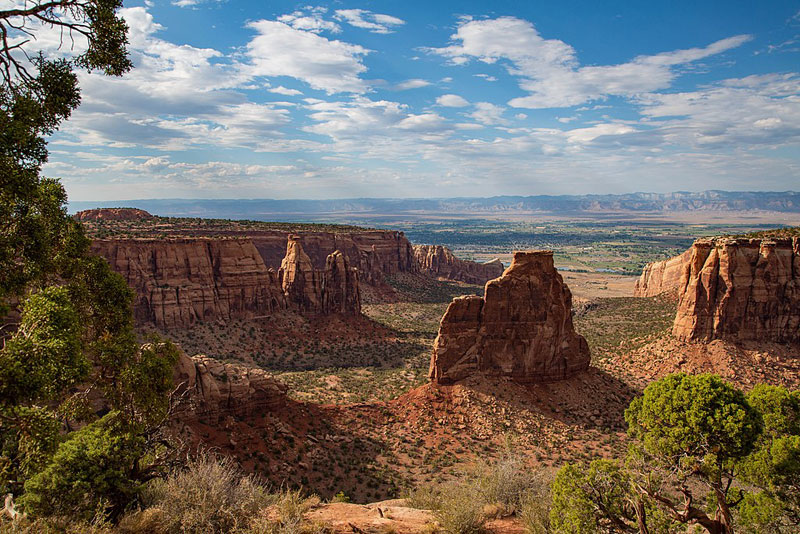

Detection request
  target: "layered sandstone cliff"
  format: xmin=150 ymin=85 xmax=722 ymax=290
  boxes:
xmin=243 ymin=231 xmax=414 ymax=285
xmin=173 ymin=350 xmax=288 ymax=424
xmin=430 ymin=251 xmax=590 ymax=384
xmin=673 ymin=237 xmax=800 ymax=343
xmin=95 ymin=239 xmax=286 ymax=328
xmin=413 ymin=245 xmax=504 ymax=284
xmin=92 ymin=237 xmax=360 ymax=328
xmin=634 ymin=248 xmax=692 ymax=297
xmin=74 ymin=208 xmax=153 ymax=221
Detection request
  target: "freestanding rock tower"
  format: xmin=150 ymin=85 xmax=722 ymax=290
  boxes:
xmin=430 ymin=250 xmax=590 ymax=384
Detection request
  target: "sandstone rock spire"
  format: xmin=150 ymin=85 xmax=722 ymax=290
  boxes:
xmin=430 ymin=250 xmax=590 ymax=384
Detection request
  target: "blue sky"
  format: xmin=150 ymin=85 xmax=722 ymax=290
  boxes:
xmin=20 ymin=0 xmax=800 ymax=199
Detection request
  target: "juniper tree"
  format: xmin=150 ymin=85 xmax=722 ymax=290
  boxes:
xmin=0 ymin=0 xmax=179 ymax=520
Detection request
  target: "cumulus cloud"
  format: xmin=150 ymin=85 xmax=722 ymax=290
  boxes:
xmin=636 ymin=73 xmax=800 ymax=147
xmin=245 ymin=20 xmax=370 ymax=93
xmin=430 ymin=16 xmax=751 ymax=108
xmin=277 ymin=7 xmax=341 ymax=34
xmin=334 ymin=9 xmax=405 ymax=34
xmin=436 ymin=94 xmax=469 ymax=107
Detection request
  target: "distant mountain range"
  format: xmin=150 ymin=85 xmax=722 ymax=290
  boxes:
xmin=69 ymin=190 xmax=800 ymax=220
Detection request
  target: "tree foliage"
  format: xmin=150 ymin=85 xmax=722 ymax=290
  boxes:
xmin=552 ymin=374 xmax=799 ymax=534
xmin=0 ymin=0 xmax=181 ymax=521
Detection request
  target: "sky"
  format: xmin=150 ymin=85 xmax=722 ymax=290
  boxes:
xmin=11 ymin=0 xmax=800 ymax=199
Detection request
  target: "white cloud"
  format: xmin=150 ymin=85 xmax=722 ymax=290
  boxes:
xmin=277 ymin=7 xmax=341 ymax=34
xmin=397 ymin=113 xmax=446 ymax=130
xmin=471 ymin=102 xmax=507 ymax=125
xmin=393 ymin=79 xmax=431 ymax=90
xmin=436 ymin=94 xmax=469 ymax=107
xmin=431 ymin=16 xmax=751 ymax=109
xmin=269 ymin=85 xmax=303 ymax=96
xmin=245 ymin=20 xmax=370 ymax=94
xmin=334 ymin=9 xmax=405 ymax=34
xmin=635 ymin=74 xmax=800 ymax=148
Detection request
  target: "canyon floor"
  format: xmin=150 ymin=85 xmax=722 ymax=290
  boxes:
xmin=158 ymin=268 xmax=800 ymax=509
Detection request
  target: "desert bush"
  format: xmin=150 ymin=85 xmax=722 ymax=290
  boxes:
xmin=473 ymin=454 xmax=544 ymax=514
xmin=518 ymin=486 xmax=551 ymax=534
xmin=433 ymin=484 xmax=485 ymax=534
xmin=405 ymin=485 xmax=444 ymax=510
xmin=0 ymin=517 xmax=115 ymax=534
xmin=245 ymin=489 xmax=321 ymax=534
xmin=145 ymin=454 xmax=272 ymax=534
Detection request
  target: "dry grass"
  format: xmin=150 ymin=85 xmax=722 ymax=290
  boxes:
xmin=140 ymin=454 xmax=271 ymax=534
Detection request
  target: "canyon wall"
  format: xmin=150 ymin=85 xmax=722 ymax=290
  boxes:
xmin=92 ymin=237 xmax=360 ymax=329
xmin=413 ymin=245 xmax=504 ymax=284
xmin=633 ymin=249 xmax=692 ymax=297
xmin=228 ymin=231 xmax=414 ymax=286
xmin=430 ymin=251 xmax=590 ymax=384
xmin=672 ymin=237 xmax=800 ymax=343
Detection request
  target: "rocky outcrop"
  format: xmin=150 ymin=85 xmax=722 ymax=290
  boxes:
xmin=173 ymin=350 xmax=288 ymax=424
xmin=280 ymin=235 xmax=324 ymax=314
xmin=92 ymin=236 xmax=360 ymax=328
xmin=323 ymin=250 xmax=361 ymax=314
xmin=413 ymin=245 xmax=504 ymax=284
xmin=280 ymin=235 xmax=361 ymax=315
xmin=673 ymin=237 xmax=800 ymax=343
xmin=430 ymin=250 xmax=590 ymax=384
xmin=634 ymin=249 xmax=692 ymax=297
xmin=74 ymin=208 xmax=153 ymax=221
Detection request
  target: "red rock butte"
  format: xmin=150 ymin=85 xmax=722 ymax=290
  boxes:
xmin=430 ymin=250 xmax=590 ymax=384
xmin=673 ymin=237 xmax=800 ymax=343
xmin=74 ymin=208 xmax=153 ymax=221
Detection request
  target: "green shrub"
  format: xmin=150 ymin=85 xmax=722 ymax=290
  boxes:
xmin=20 ymin=413 xmax=144 ymax=520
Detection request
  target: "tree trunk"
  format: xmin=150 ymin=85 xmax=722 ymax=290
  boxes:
xmin=634 ymin=499 xmax=650 ymax=534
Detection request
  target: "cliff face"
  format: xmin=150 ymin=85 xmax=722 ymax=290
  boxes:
xmin=673 ymin=237 xmax=800 ymax=343
xmin=430 ymin=251 xmax=590 ymax=384
xmin=413 ymin=245 xmax=504 ymax=285
xmin=94 ymin=239 xmax=286 ymax=328
xmin=634 ymin=249 xmax=693 ymax=297
xmin=92 ymin=237 xmax=360 ymax=328
xmin=244 ymin=231 xmax=414 ymax=285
